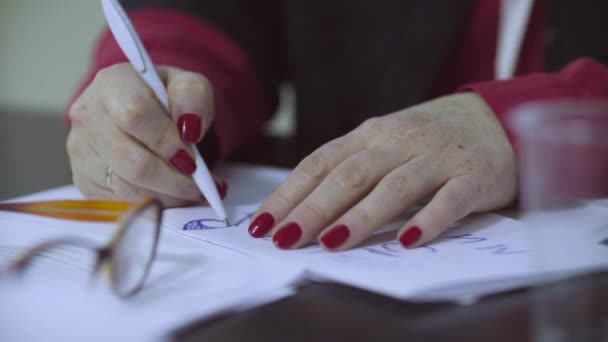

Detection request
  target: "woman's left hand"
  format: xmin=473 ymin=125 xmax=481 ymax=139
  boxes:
xmin=248 ymin=93 xmax=517 ymax=250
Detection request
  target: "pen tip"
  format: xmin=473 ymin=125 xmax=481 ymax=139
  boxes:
xmin=224 ymin=218 xmax=231 ymax=226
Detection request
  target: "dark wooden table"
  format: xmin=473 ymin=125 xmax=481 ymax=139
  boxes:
xmin=174 ymin=274 xmax=608 ymax=342
xmin=172 ymin=137 xmax=608 ymax=342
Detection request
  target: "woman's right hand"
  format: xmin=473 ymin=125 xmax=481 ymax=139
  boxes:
xmin=67 ymin=63 xmax=219 ymax=207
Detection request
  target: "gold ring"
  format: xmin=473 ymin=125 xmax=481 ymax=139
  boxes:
xmin=105 ymin=167 xmax=114 ymax=189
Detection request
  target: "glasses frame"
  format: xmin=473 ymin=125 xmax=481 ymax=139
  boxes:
xmin=7 ymin=198 xmax=163 ymax=298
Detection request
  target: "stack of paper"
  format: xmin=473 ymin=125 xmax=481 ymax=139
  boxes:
xmin=1 ymin=164 xmax=607 ymax=341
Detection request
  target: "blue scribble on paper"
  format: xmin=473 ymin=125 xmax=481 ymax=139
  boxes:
xmin=183 ymin=212 xmax=255 ymax=231
xmin=183 ymin=218 xmax=229 ymax=231
xmin=475 ymin=244 xmax=527 ymax=255
xmin=382 ymin=241 xmax=437 ymax=254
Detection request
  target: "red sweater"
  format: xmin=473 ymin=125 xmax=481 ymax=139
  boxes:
xmin=72 ymin=0 xmax=608 ymax=161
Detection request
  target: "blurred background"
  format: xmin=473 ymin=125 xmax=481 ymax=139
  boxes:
xmin=0 ymin=1 xmax=104 ymax=199
xmin=0 ymin=1 xmax=295 ymax=200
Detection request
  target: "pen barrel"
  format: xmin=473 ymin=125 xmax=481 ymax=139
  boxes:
xmin=191 ymin=150 xmax=228 ymax=220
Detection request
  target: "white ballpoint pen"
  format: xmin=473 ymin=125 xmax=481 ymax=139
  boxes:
xmin=101 ymin=0 xmax=229 ymax=224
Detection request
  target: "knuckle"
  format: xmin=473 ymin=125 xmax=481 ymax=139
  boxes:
xmin=172 ymin=74 xmax=211 ymax=97
xmin=68 ymin=99 xmax=89 ymax=126
xmin=271 ymin=189 xmax=297 ymax=209
xmin=381 ymin=174 xmax=413 ymax=203
xmin=94 ymin=64 xmax=122 ymax=84
xmin=130 ymin=157 xmax=156 ymax=180
xmin=349 ymin=206 xmax=373 ymax=227
xmin=358 ymin=117 xmax=384 ymax=136
xmin=299 ymin=201 xmax=328 ymax=222
xmin=331 ymin=162 xmax=368 ymax=189
xmin=447 ymin=178 xmax=479 ymax=210
xmin=296 ymin=152 xmax=332 ymax=181
xmin=120 ymin=95 xmax=148 ymax=131
xmin=65 ymin=131 xmax=82 ymax=158
xmin=148 ymin=121 xmax=172 ymax=152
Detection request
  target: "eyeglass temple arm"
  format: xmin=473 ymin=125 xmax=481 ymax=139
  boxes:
xmin=7 ymin=237 xmax=103 ymax=274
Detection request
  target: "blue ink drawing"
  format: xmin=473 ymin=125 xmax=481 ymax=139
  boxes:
xmin=183 ymin=212 xmax=255 ymax=231
xmin=440 ymin=233 xmax=487 ymax=244
xmin=381 ymin=241 xmax=437 ymax=254
xmin=475 ymin=244 xmax=527 ymax=255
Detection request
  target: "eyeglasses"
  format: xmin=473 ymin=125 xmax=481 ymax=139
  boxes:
xmin=1 ymin=198 xmax=163 ymax=298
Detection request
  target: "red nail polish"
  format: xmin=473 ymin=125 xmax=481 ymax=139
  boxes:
xmin=248 ymin=212 xmax=275 ymax=238
xmin=170 ymin=149 xmax=196 ymax=175
xmin=216 ymin=180 xmax=228 ymax=199
xmin=200 ymin=181 xmax=229 ymax=203
xmin=399 ymin=226 xmax=422 ymax=248
xmin=177 ymin=113 xmax=202 ymax=143
xmin=273 ymin=222 xmax=302 ymax=249
xmin=321 ymin=224 xmax=350 ymax=249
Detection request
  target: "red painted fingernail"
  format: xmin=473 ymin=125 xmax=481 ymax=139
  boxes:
xmin=217 ymin=180 xmax=228 ymax=199
xmin=177 ymin=113 xmax=201 ymax=143
xmin=170 ymin=149 xmax=196 ymax=175
xmin=273 ymin=222 xmax=302 ymax=249
xmin=399 ymin=226 xmax=422 ymax=248
xmin=321 ymin=224 xmax=350 ymax=249
xmin=248 ymin=212 xmax=275 ymax=238
xmin=199 ymin=181 xmax=229 ymax=203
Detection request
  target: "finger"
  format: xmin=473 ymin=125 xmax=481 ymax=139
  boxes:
xmin=67 ymin=129 xmax=115 ymax=200
xmin=270 ymin=148 xmax=403 ymax=249
xmin=318 ymin=156 xmax=441 ymax=250
xmin=107 ymin=171 xmax=194 ymax=208
xmin=396 ymin=175 xmax=480 ymax=249
xmin=100 ymin=64 xmax=197 ymax=176
xmin=91 ymin=114 xmax=201 ymax=201
xmin=161 ymin=66 xmax=214 ymax=144
xmin=248 ymin=133 xmax=366 ymax=238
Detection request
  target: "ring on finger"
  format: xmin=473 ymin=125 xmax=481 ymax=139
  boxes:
xmin=105 ymin=167 xmax=114 ymax=189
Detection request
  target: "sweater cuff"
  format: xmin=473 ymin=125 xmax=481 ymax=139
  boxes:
xmin=461 ymin=58 xmax=608 ymax=154
xmin=69 ymin=8 xmax=274 ymax=164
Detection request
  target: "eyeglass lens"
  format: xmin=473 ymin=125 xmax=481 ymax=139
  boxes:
xmin=111 ymin=203 xmax=160 ymax=297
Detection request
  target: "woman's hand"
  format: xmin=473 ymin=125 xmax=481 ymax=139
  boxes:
xmin=67 ymin=63 xmax=223 ymax=207
xmin=249 ymin=93 xmax=517 ymax=250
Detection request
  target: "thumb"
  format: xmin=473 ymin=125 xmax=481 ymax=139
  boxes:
xmin=158 ymin=66 xmax=214 ymax=144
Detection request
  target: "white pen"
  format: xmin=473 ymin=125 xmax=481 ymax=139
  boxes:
xmin=101 ymin=0 xmax=229 ymax=224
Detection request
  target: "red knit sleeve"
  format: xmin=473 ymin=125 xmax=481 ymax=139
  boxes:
xmin=68 ymin=8 xmax=275 ymax=163
xmin=463 ymin=58 xmax=608 ymax=153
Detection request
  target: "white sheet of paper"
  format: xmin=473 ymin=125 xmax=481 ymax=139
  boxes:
xmin=161 ymin=164 xmax=608 ymax=303
xmin=0 ymin=182 xmax=304 ymax=341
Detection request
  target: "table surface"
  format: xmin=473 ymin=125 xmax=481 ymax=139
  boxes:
xmin=173 ymin=274 xmax=608 ymax=342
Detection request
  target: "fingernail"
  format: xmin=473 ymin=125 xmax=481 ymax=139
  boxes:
xmin=321 ymin=224 xmax=350 ymax=249
xmin=170 ymin=149 xmax=196 ymax=175
xmin=177 ymin=113 xmax=202 ymax=143
xmin=199 ymin=181 xmax=229 ymax=203
xmin=273 ymin=222 xmax=302 ymax=249
xmin=248 ymin=212 xmax=275 ymax=238
xmin=216 ymin=180 xmax=228 ymax=199
xmin=399 ymin=226 xmax=422 ymax=248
